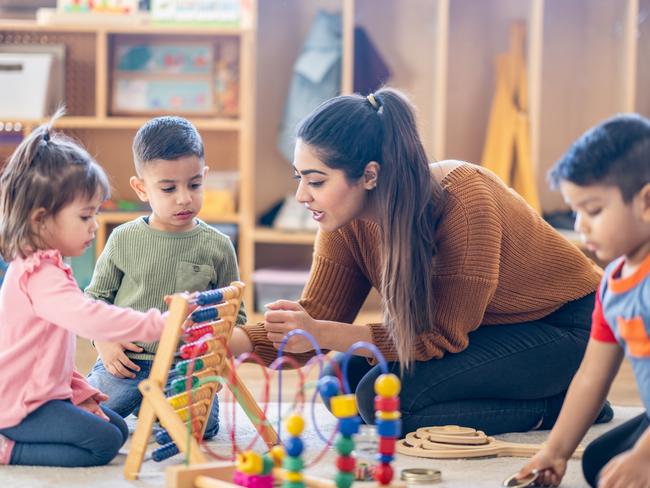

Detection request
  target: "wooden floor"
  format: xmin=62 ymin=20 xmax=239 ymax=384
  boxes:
xmin=76 ymin=339 xmax=642 ymax=406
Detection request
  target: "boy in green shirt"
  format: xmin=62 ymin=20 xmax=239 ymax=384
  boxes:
xmin=86 ymin=116 xmax=245 ymax=439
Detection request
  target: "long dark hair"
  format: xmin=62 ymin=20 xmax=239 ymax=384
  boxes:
xmin=297 ymin=87 xmax=445 ymax=368
xmin=0 ymin=108 xmax=110 ymax=260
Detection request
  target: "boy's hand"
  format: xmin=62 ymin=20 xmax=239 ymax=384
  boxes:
xmin=598 ymin=449 xmax=650 ymax=488
xmin=95 ymin=341 xmax=143 ymax=379
xmin=517 ymin=449 xmax=567 ymax=487
xmin=78 ymin=396 xmax=110 ymax=421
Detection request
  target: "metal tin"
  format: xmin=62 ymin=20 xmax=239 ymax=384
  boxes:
xmin=502 ymin=469 xmax=539 ymax=487
xmin=400 ymin=468 xmax=442 ymax=484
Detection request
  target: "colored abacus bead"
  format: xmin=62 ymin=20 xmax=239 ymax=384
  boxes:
xmin=374 ymin=373 xmax=401 ymax=397
xmin=190 ymin=306 xmax=219 ymax=323
xmin=374 ymin=395 xmax=399 ymax=411
xmin=374 ymin=463 xmax=394 ymax=484
xmin=152 ymin=442 xmax=179 ymax=462
xmin=196 ymin=288 xmax=224 ymax=305
xmin=330 ymin=394 xmax=357 ymax=418
xmin=286 ymin=414 xmax=305 ymax=436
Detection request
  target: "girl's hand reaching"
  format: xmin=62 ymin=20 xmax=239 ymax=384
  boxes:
xmin=516 ymin=449 xmax=567 ymax=487
xmin=263 ymin=300 xmax=318 ymax=353
xmin=78 ymin=393 xmax=109 ymax=421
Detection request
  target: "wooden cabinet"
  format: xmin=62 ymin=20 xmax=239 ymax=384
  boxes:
xmin=0 ymin=12 xmax=257 ymax=305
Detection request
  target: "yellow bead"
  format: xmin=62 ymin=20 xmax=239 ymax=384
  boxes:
xmin=270 ymin=445 xmax=285 ymax=464
xmin=285 ymin=472 xmax=304 ymax=482
xmin=375 ymin=374 xmax=401 ymax=397
xmin=286 ymin=413 xmax=305 ymax=436
xmin=237 ymin=450 xmax=263 ymax=474
xmin=330 ymin=394 xmax=358 ymax=418
xmin=375 ymin=410 xmax=401 ymax=420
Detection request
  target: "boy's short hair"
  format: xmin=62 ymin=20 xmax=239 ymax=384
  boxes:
xmin=549 ymin=114 xmax=650 ymax=202
xmin=132 ymin=116 xmax=205 ymax=174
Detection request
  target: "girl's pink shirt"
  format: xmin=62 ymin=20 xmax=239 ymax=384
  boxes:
xmin=0 ymin=250 xmax=165 ymax=428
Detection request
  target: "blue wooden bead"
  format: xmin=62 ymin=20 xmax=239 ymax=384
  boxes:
xmin=375 ymin=418 xmax=401 ymax=438
xmin=317 ymin=376 xmax=340 ymax=400
xmin=284 ymin=436 xmax=304 ymax=457
xmin=338 ymin=415 xmax=361 ymax=436
xmin=375 ymin=453 xmax=394 ymax=464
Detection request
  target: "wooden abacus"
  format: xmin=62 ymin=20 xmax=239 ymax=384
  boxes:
xmin=124 ymin=282 xmax=278 ymax=480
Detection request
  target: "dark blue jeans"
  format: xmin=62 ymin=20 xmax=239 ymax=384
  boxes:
xmin=324 ymin=293 xmax=597 ymax=435
xmin=0 ymin=400 xmax=128 ymax=466
xmin=582 ymin=412 xmax=649 ymax=487
xmin=87 ymin=357 xmax=219 ymax=439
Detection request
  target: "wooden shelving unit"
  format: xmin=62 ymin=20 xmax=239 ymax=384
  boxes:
xmin=2 ymin=0 xmax=648 ymax=319
xmin=0 ymin=8 xmax=258 ymax=306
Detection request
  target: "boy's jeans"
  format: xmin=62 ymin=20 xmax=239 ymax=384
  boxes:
xmin=87 ymin=358 xmax=220 ymax=439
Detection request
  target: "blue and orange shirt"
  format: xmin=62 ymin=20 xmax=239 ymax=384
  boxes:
xmin=591 ymin=252 xmax=650 ymax=414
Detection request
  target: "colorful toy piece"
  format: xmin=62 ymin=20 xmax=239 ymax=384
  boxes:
xmin=372 ymin=374 xmax=401 ymax=485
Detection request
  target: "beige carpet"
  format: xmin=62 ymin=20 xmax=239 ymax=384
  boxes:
xmin=0 ymin=404 xmax=643 ymax=488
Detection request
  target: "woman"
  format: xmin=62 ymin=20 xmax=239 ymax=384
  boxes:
xmin=230 ymin=88 xmax=609 ymax=435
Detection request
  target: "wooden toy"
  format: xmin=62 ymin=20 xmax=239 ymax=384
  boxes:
xmin=124 ymin=282 xmax=278 ymax=480
xmin=396 ymin=426 xmax=585 ymax=460
xmin=164 ymin=337 xmax=407 ymax=488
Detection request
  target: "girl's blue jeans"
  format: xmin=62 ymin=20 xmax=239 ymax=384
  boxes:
xmin=323 ymin=293 xmax=603 ymax=435
xmin=0 ymin=399 xmax=128 ymax=466
xmin=87 ymin=358 xmax=220 ymax=439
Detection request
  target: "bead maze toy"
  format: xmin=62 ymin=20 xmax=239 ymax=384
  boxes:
xmin=396 ymin=425 xmax=585 ymax=460
xmin=164 ymin=331 xmax=406 ymax=488
xmin=124 ymin=282 xmax=279 ymax=480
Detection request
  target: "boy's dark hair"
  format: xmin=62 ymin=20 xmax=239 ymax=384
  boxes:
xmin=132 ymin=116 xmax=204 ymax=174
xmin=549 ymin=114 xmax=650 ymax=202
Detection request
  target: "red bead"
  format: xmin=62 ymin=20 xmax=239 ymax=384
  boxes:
xmin=374 ymin=396 xmax=399 ymax=412
xmin=336 ymin=455 xmax=356 ymax=472
xmin=374 ymin=463 xmax=393 ymax=485
xmin=378 ymin=437 xmax=396 ymax=455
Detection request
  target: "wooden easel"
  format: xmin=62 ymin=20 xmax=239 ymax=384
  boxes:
xmin=124 ymin=282 xmax=279 ymax=480
xmin=481 ymin=22 xmax=541 ymax=213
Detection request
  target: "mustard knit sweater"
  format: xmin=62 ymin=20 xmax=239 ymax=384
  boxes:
xmin=243 ymin=163 xmax=601 ymax=364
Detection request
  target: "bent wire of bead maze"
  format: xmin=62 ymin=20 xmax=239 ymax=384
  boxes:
xmin=124 ymin=282 xmax=278 ymax=480
xmin=166 ymin=330 xmax=406 ymax=488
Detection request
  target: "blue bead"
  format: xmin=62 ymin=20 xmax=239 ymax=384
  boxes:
xmin=196 ymin=289 xmax=224 ymax=306
xmin=155 ymin=430 xmax=172 ymax=445
xmin=284 ymin=436 xmax=304 ymax=457
xmin=375 ymin=419 xmax=401 ymax=438
xmin=317 ymin=376 xmax=340 ymax=400
xmin=376 ymin=453 xmax=394 ymax=464
xmin=152 ymin=442 xmax=179 ymax=461
xmin=338 ymin=416 xmax=361 ymax=436
xmin=191 ymin=307 xmax=218 ymax=323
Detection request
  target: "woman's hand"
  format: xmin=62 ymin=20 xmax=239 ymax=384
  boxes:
xmin=598 ymin=449 xmax=650 ymax=488
xmin=516 ymin=448 xmax=567 ymax=487
xmin=78 ymin=393 xmax=110 ymax=421
xmin=264 ymin=300 xmax=318 ymax=353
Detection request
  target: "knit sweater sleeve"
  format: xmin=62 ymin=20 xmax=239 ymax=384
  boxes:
xmin=369 ymin=187 xmax=502 ymax=361
xmin=243 ymin=229 xmax=372 ymax=366
xmin=84 ymin=229 xmax=123 ymax=304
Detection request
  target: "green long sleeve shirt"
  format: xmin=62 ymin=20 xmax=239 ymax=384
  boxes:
xmin=85 ymin=217 xmax=246 ymax=360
